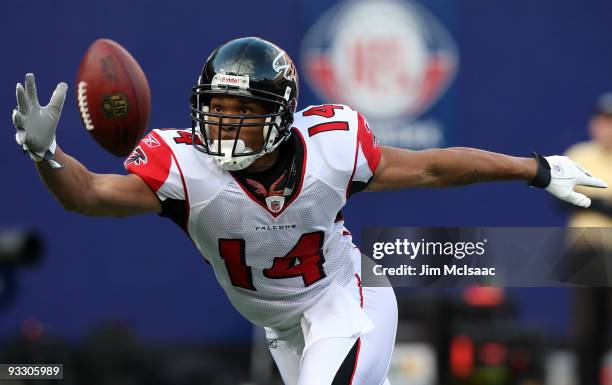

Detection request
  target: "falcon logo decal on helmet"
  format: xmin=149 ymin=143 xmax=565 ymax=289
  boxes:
xmin=273 ymin=51 xmax=295 ymax=81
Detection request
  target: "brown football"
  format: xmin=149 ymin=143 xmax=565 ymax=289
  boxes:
xmin=76 ymin=39 xmax=151 ymax=157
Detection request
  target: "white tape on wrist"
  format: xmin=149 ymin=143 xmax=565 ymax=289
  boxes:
xmin=22 ymin=137 xmax=62 ymax=169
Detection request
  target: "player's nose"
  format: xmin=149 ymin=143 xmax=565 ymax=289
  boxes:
xmin=219 ymin=113 xmax=241 ymax=129
xmin=219 ymin=121 xmax=240 ymax=140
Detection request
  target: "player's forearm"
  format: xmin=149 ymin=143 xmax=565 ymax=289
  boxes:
xmin=34 ymin=147 xmax=98 ymax=213
xmin=369 ymin=146 xmax=538 ymax=190
xmin=427 ymin=147 xmax=537 ymax=187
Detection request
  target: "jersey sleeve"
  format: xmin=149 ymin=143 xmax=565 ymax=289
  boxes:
xmin=123 ymin=130 xmax=186 ymax=202
xmin=348 ymin=112 xmax=382 ymax=196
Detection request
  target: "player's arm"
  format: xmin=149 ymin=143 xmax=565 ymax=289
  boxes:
xmin=13 ymin=73 xmax=160 ymax=217
xmin=368 ymin=147 xmax=536 ymax=189
xmin=36 ymin=148 xmax=160 ymax=216
xmin=367 ymin=146 xmax=607 ymax=207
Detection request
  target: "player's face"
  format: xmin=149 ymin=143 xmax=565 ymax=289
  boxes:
xmin=207 ymin=95 xmax=270 ymax=153
xmin=589 ymin=114 xmax=612 ymax=149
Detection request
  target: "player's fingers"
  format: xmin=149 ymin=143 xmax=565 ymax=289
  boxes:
xmin=569 ymin=161 xmax=606 ymax=188
xmin=25 ymin=73 xmax=40 ymax=108
xmin=565 ymin=191 xmax=591 ymax=208
xmin=16 ymin=83 xmax=30 ymax=113
xmin=12 ymin=109 xmax=25 ymax=128
xmin=15 ymin=132 xmax=25 ymax=146
xmin=578 ymin=175 xmax=608 ymax=189
xmin=47 ymin=82 xmax=67 ymax=111
xmin=13 ymin=109 xmax=27 ymax=145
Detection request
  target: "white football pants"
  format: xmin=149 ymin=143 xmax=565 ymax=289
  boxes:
xmin=266 ymin=276 xmax=397 ymax=385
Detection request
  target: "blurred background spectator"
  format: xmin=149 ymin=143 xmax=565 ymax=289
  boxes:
xmin=564 ymin=93 xmax=612 ymax=385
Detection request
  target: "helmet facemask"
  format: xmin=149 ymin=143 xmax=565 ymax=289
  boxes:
xmin=190 ymin=81 xmax=293 ymax=171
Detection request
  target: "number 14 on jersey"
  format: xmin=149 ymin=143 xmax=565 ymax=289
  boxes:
xmin=218 ymin=232 xmax=327 ymax=290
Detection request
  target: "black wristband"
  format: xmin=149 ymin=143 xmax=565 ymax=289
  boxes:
xmin=528 ymin=152 xmax=551 ymax=188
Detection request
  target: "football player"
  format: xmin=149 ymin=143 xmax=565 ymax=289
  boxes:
xmin=11 ymin=37 xmax=607 ymax=385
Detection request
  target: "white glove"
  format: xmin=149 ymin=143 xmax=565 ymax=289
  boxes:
xmin=543 ymin=155 xmax=607 ymax=207
xmin=12 ymin=73 xmax=67 ymax=169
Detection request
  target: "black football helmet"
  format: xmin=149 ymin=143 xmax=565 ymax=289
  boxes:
xmin=190 ymin=37 xmax=299 ymax=171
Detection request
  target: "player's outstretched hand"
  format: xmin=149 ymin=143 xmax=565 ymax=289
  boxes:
xmin=12 ymin=73 xmax=67 ymax=169
xmin=543 ymin=155 xmax=607 ymax=207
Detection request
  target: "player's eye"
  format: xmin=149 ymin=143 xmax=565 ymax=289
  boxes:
xmin=240 ymin=107 xmax=251 ymax=115
xmin=212 ymin=105 xmax=223 ymax=113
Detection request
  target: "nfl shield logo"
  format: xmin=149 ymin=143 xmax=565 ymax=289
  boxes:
xmin=265 ymin=196 xmax=285 ymax=213
xmin=300 ymin=0 xmax=458 ymax=149
xmin=301 ymin=0 xmax=457 ymax=119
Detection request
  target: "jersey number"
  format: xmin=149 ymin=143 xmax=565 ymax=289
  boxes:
xmin=303 ymin=104 xmax=343 ymax=118
xmin=304 ymin=105 xmax=349 ymax=137
xmin=218 ymin=232 xmax=326 ymax=291
xmin=173 ymin=131 xmax=203 ymax=145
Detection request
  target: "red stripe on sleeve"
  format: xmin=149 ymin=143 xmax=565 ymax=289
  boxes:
xmin=356 ymin=112 xmax=381 ymax=173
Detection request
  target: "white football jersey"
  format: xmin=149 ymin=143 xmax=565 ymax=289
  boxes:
xmin=125 ymin=104 xmax=381 ymax=329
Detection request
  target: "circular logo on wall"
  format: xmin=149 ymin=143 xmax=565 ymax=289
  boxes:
xmin=301 ymin=0 xmax=458 ymax=122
